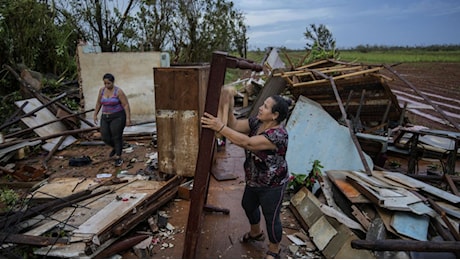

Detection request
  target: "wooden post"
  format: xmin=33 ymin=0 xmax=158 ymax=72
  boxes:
xmin=182 ymin=51 xmax=262 ymax=258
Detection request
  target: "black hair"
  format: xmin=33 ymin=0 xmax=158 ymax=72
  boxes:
xmin=103 ymin=73 xmax=115 ymax=82
xmin=270 ymin=95 xmax=291 ymax=124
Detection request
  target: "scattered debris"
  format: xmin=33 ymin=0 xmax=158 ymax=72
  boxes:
xmin=0 ymin=47 xmax=459 ymax=258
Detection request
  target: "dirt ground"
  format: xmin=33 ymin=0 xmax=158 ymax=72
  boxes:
xmin=1 ymin=62 xmax=460 ymax=258
xmin=381 ymin=62 xmax=460 ymax=131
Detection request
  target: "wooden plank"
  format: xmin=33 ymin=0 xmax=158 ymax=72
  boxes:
xmin=366 ymin=170 xmax=414 ymax=190
xmin=444 ymin=174 xmax=460 ymax=196
xmin=15 ymin=98 xmax=67 ymax=137
xmin=351 ymin=205 xmax=371 ymax=231
xmin=293 ymin=67 xmax=382 ymax=87
xmin=290 ymin=187 xmax=324 ymax=227
xmin=376 ymin=207 xmax=399 ymax=237
xmin=30 ymin=177 xmax=101 ymax=199
xmin=437 ymin=201 xmax=460 ymax=219
xmin=320 ymin=204 xmax=365 ymax=232
xmin=0 ymin=126 xmax=99 ymax=150
xmin=24 ymin=213 xmax=76 ymax=237
xmin=382 ymin=171 xmax=460 ymax=204
xmin=326 ymin=170 xmax=370 ymax=204
xmin=74 ymin=192 xmax=147 ymax=235
xmin=323 ymin=222 xmax=374 ymax=259
xmin=183 ymin=53 xmax=228 ymax=259
xmin=5 ymin=109 xmax=94 ymax=139
xmin=352 ymin=239 xmax=460 ymax=253
xmin=347 ymin=175 xmax=424 ymax=212
xmin=41 ymin=135 xmax=76 ymax=152
xmin=351 ymin=170 xmax=394 ymax=189
xmin=34 ymin=242 xmax=87 ymax=258
xmin=0 ymin=140 xmax=41 ymax=159
xmin=0 ymin=232 xmax=68 ymax=246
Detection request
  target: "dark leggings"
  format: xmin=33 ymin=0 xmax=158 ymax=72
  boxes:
xmin=241 ymin=183 xmax=286 ymax=244
xmin=100 ymin=110 xmax=126 ymax=156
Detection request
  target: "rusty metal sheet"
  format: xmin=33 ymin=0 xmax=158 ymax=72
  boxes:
xmin=154 ymin=66 xmax=209 ymax=111
xmin=156 ymin=109 xmax=199 ymax=177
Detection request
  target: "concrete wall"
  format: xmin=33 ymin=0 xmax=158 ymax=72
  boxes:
xmin=77 ymin=44 xmax=170 ymax=124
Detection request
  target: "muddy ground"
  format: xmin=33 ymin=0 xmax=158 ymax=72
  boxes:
xmin=1 ymin=62 xmax=459 ymax=258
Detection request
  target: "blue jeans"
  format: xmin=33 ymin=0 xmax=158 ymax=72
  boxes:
xmin=241 ymin=183 xmax=286 ymax=244
xmin=100 ymin=110 xmax=126 ymax=156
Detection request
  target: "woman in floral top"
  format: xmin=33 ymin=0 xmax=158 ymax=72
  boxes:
xmin=201 ymin=94 xmax=290 ymax=259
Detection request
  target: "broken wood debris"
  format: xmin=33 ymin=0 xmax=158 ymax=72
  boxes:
xmin=0 ymin=175 xmax=182 ymax=258
xmin=290 ymin=169 xmax=460 ymax=258
xmin=0 ymin=232 xmax=68 ymax=246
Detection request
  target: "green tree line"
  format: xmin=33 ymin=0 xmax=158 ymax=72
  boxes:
xmin=0 ymin=0 xmax=250 ymax=125
xmin=0 ymin=0 xmax=247 ymax=93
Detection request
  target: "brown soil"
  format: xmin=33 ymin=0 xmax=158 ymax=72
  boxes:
xmin=381 ymin=62 xmax=460 ymax=131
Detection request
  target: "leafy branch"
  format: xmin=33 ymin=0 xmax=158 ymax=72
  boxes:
xmin=288 ymin=160 xmax=324 ymax=192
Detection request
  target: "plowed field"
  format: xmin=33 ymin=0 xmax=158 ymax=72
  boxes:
xmin=382 ymin=62 xmax=460 ymax=131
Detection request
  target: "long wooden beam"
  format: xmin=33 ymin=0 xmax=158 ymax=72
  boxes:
xmin=0 ymin=126 xmax=99 ymax=150
xmin=351 ymin=239 xmax=460 ymax=253
xmin=0 ymin=232 xmax=68 ymax=246
xmin=292 ymin=67 xmax=382 ymax=87
xmin=182 ymin=51 xmax=262 ymax=258
xmin=0 ymin=92 xmax=67 ymax=131
xmin=5 ymin=109 xmax=94 ymax=139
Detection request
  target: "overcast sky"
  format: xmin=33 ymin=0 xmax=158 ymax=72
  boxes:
xmin=231 ymin=0 xmax=460 ymax=50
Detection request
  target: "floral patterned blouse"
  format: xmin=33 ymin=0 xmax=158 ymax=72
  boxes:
xmin=244 ymin=116 xmax=289 ymax=188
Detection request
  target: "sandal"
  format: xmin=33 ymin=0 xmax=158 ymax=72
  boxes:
xmin=266 ymin=250 xmax=281 ymax=259
xmin=240 ymin=231 xmax=265 ymax=243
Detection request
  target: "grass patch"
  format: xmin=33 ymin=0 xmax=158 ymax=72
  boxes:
xmin=226 ymin=48 xmax=460 ymax=83
xmin=339 ymin=50 xmax=460 ymax=64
